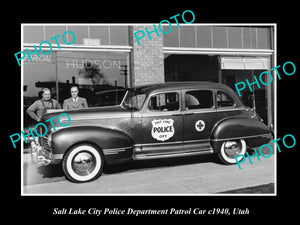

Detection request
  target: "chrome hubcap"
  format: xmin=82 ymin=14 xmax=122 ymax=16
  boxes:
xmin=72 ymin=151 xmax=96 ymax=176
xmin=224 ymin=141 xmax=242 ymax=158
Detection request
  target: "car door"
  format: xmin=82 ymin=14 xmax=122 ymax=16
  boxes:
xmin=140 ymin=90 xmax=184 ymax=156
xmin=183 ymin=89 xmax=218 ymax=153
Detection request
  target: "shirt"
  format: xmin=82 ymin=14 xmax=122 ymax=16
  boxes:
xmin=26 ymin=99 xmax=62 ymax=121
xmin=63 ymin=97 xmax=88 ymax=110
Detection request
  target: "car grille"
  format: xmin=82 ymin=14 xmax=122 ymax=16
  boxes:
xmin=37 ymin=125 xmax=51 ymax=152
xmin=36 ymin=126 xmax=51 ymax=152
xmin=40 ymin=135 xmax=51 ymax=152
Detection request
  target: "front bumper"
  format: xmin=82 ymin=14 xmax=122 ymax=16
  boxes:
xmin=30 ymin=138 xmax=52 ymax=166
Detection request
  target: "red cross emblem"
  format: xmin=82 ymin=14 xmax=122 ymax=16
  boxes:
xmin=195 ymin=120 xmax=205 ymax=132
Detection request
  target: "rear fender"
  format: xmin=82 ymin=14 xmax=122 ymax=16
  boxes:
xmin=210 ymin=117 xmax=273 ymax=153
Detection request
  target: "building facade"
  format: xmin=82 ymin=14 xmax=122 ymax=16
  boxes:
xmin=22 ymin=24 xmax=275 ymax=126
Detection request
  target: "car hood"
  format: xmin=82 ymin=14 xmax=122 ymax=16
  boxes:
xmin=43 ymin=105 xmax=132 ymax=126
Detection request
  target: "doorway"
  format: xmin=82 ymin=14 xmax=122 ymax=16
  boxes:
xmin=222 ymin=70 xmax=268 ymax=123
xmin=164 ymin=55 xmax=219 ymax=82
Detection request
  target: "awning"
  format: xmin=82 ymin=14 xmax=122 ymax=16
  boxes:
xmin=221 ymin=57 xmax=270 ymax=70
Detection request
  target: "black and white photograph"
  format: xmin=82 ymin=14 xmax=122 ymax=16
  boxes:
xmin=5 ymin=5 xmax=298 ymax=221
xmin=20 ymin=23 xmax=276 ymax=195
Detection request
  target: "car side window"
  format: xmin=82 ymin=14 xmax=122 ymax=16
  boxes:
xmin=216 ymin=91 xmax=235 ymax=108
xmin=185 ymin=90 xmax=213 ymax=110
xmin=148 ymin=92 xmax=179 ymax=112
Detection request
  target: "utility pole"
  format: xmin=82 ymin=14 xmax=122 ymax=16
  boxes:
xmin=120 ymin=65 xmax=128 ymax=88
xmin=54 ymin=51 xmax=59 ymax=102
xmin=251 ymin=70 xmax=256 ymax=117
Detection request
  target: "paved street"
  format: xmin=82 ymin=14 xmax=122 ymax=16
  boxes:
xmin=23 ymin=150 xmax=275 ymax=195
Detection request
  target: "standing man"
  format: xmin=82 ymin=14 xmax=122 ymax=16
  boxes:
xmin=27 ymin=88 xmax=62 ymax=122
xmin=63 ymin=86 xmax=88 ymax=110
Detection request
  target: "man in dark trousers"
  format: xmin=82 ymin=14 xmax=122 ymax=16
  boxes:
xmin=63 ymin=86 xmax=88 ymax=110
xmin=26 ymin=88 xmax=62 ymax=122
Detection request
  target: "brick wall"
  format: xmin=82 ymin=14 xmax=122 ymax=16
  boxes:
xmin=129 ymin=26 xmax=165 ymax=87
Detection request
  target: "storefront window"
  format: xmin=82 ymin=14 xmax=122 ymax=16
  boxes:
xmin=212 ymin=27 xmax=227 ymax=48
xmin=89 ymin=26 xmax=109 ymax=45
xmin=67 ymin=26 xmax=89 ymax=45
xmin=23 ymin=50 xmax=129 ymax=126
xmin=23 ymin=54 xmax=56 ymax=127
xmin=23 ymin=25 xmax=129 ymax=46
xmin=179 ymin=26 xmax=196 ymax=48
xmin=196 ymin=26 xmax=212 ymax=48
xmin=23 ymin=25 xmax=44 ymax=43
xmin=57 ymin=50 xmax=128 ymax=96
xmin=162 ymin=25 xmax=179 ymax=47
xmin=242 ymin=27 xmax=252 ymax=49
xmin=163 ymin=25 xmax=272 ymax=50
xmin=45 ymin=26 xmax=67 ymax=40
xmin=227 ymin=27 xmax=242 ymax=48
xmin=110 ymin=26 xmax=129 ymax=45
xmin=257 ymin=27 xmax=271 ymax=49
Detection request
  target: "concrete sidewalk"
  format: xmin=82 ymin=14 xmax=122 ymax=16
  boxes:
xmin=23 ymin=153 xmax=275 ymax=195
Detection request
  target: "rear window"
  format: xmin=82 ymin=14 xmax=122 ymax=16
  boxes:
xmin=216 ymin=91 xmax=235 ymax=108
xmin=185 ymin=90 xmax=213 ymax=110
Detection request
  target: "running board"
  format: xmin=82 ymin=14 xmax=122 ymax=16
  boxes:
xmin=134 ymin=149 xmax=214 ymax=161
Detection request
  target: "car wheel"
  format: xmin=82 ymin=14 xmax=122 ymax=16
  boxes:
xmin=218 ymin=139 xmax=246 ymax=164
xmin=62 ymin=144 xmax=104 ymax=183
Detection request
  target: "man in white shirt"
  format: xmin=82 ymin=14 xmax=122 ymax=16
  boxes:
xmin=63 ymin=86 xmax=88 ymax=110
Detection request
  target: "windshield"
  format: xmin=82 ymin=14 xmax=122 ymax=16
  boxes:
xmin=121 ymin=88 xmax=147 ymax=110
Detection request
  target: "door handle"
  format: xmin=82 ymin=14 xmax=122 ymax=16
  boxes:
xmin=184 ymin=112 xmax=195 ymax=115
xmin=171 ymin=114 xmax=182 ymax=116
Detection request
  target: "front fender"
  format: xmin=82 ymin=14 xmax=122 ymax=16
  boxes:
xmin=51 ymin=126 xmax=134 ymax=164
xmin=210 ymin=117 xmax=273 ymax=153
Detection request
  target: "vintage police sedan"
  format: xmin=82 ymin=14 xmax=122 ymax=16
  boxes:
xmin=31 ymin=82 xmax=273 ymax=182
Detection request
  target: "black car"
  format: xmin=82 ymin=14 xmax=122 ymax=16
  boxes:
xmin=30 ymin=82 xmax=273 ymax=183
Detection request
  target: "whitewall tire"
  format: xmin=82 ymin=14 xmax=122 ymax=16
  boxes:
xmin=218 ymin=139 xmax=247 ymax=164
xmin=62 ymin=144 xmax=104 ymax=183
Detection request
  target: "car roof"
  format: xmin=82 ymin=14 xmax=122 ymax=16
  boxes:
xmin=133 ymin=81 xmax=234 ymax=93
xmin=133 ymin=81 xmax=243 ymax=107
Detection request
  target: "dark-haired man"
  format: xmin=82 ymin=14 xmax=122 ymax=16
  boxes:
xmin=63 ymin=86 xmax=88 ymax=110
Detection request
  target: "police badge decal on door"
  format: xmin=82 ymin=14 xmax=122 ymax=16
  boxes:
xmin=151 ymin=119 xmax=175 ymax=141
